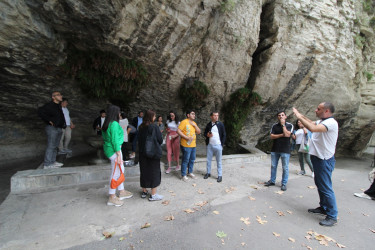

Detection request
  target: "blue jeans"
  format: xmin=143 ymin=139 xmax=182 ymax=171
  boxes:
xmin=206 ymin=144 xmax=223 ymax=176
xmin=44 ymin=125 xmax=63 ymax=166
xmin=311 ymin=155 xmax=338 ymax=219
xmin=270 ymin=152 xmax=290 ymax=186
xmin=180 ymin=146 xmax=196 ymax=177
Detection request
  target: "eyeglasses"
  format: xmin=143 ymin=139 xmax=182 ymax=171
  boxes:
xmin=53 ymin=94 xmax=62 ymax=97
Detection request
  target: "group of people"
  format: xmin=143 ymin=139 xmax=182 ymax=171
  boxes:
xmin=264 ymin=102 xmax=339 ymax=227
xmin=99 ymin=106 xmax=226 ymax=207
xmin=39 ymin=93 xmax=367 ymax=227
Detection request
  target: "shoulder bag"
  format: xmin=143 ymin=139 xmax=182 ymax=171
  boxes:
xmin=110 ymin=161 xmax=125 ymax=189
xmin=145 ymin=125 xmax=162 ymax=159
xmin=298 ymin=133 xmax=310 ymax=153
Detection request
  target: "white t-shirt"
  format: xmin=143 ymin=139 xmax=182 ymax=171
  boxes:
xmin=119 ymin=118 xmax=129 ymax=142
xmin=62 ymin=107 xmax=70 ymax=126
xmin=166 ymin=120 xmax=179 ymax=132
xmin=309 ymin=118 xmax=338 ymax=160
xmin=209 ymin=123 xmax=221 ymax=145
xmin=294 ymin=129 xmax=305 ymax=144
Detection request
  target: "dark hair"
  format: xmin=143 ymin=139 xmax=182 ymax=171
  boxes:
xmin=139 ymin=110 xmax=156 ymax=129
xmin=102 ymin=105 xmax=120 ymax=132
xmin=62 ymin=98 xmax=68 ymax=102
xmin=167 ymin=111 xmax=179 ymax=123
xmin=276 ymin=110 xmax=286 ymax=116
xmin=185 ymin=109 xmax=195 ymax=117
xmin=323 ymin=102 xmax=335 ymax=113
xmin=210 ymin=111 xmax=219 ymax=116
xmin=138 ymin=110 xmax=144 ymax=115
xmin=120 ymin=112 xmax=127 ymax=119
xmin=295 ymin=119 xmax=302 ymax=129
xmin=157 ymin=115 xmax=162 ymax=121
xmin=100 ymin=109 xmax=106 ymax=114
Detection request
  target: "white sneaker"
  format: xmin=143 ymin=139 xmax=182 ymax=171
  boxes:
xmin=53 ymin=162 xmax=64 ymax=167
xmin=165 ymin=167 xmax=172 ymax=174
xmin=44 ymin=164 xmax=60 ymax=169
xmin=187 ymin=173 xmax=197 ymax=179
xmin=149 ymin=193 xmax=163 ymax=201
xmin=354 ymin=193 xmax=372 ymax=200
xmin=311 ymin=172 xmax=315 ymax=178
xmin=181 ymin=176 xmax=189 ymax=182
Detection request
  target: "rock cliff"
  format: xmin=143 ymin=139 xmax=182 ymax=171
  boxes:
xmin=0 ymin=0 xmax=374 ymax=165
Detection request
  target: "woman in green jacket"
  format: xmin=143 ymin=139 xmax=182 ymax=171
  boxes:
xmin=102 ymin=105 xmax=133 ymax=207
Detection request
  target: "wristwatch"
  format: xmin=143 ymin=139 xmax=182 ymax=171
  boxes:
xmin=282 ymin=125 xmax=285 ymax=127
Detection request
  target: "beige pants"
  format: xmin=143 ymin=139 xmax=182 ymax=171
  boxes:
xmin=59 ymin=126 xmax=72 ymax=150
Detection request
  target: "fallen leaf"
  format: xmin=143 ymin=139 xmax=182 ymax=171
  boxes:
xmin=213 ymin=210 xmax=220 ymax=215
xmin=336 ymin=243 xmax=346 ymax=248
xmin=287 ymin=210 xmax=293 ymax=214
xmin=306 ymin=246 xmax=313 ymax=250
xmin=119 ymin=237 xmax=125 ymax=241
xmin=269 ymin=206 xmax=273 ymax=209
xmin=341 ymin=179 xmax=345 ymax=182
xmin=184 ymin=208 xmax=195 ymax=214
xmin=306 ymin=230 xmax=314 ymax=235
xmin=307 ymin=186 xmax=315 ymax=189
xmin=141 ymin=223 xmax=151 ymax=229
xmin=362 ymin=213 xmax=369 ymax=217
xmin=370 ymin=229 xmax=375 ymax=233
xmin=276 ymin=211 xmax=285 ymax=216
xmin=102 ymin=231 xmax=115 ymax=238
xmin=162 ymin=200 xmax=170 ymax=206
xmin=241 ymin=242 xmax=246 ymax=246
xmin=256 ymin=216 xmax=267 ymax=224
xmin=195 ymin=201 xmax=208 ymax=207
xmin=140 ymin=240 xmax=144 ymax=243
xmin=241 ymin=166 xmax=245 ymax=168
xmin=171 ymin=193 xmax=176 ymax=196
xmin=221 ymin=239 xmax=225 ymax=245
xmin=208 ymin=182 xmax=213 ymax=185
xmin=299 ymin=195 xmax=304 ymax=198
xmin=168 ymin=190 xmax=174 ymax=193
xmin=360 ymin=188 xmax=365 ymax=191
xmin=164 ymin=215 xmax=175 ymax=221
xmin=305 ymin=235 xmax=311 ymax=240
xmin=250 ymin=185 xmax=259 ymax=189
xmin=319 ymin=240 xmax=328 ymax=246
xmin=197 ymin=189 xmax=204 ymax=194
xmin=288 ymin=237 xmax=295 ymax=242
xmin=216 ymin=231 xmax=227 ymax=238
xmin=248 ymin=196 xmax=256 ymax=201
xmin=275 ymin=191 xmax=284 ymax=195
xmin=273 ymin=232 xmax=280 ymax=237
xmin=240 ymin=217 xmax=251 ymax=225
xmin=192 ymin=183 xmax=197 ymax=187
xmin=257 ymin=181 xmax=265 ymax=184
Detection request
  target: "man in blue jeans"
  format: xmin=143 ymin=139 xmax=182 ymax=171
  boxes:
xmin=38 ymin=91 xmax=66 ymax=169
xmin=264 ymin=111 xmax=293 ymax=191
xmin=203 ymin=111 xmax=226 ymax=182
xmin=293 ymin=102 xmax=339 ymax=227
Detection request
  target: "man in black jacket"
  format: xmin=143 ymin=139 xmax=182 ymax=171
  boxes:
xmin=92 ymin=110 xmax=106 ymax=135
xmin=130 ymin=111 xmax=144 ymax=158
xmin=38 ymin=91 xmax=66 ymax=169
xmin=203 ymin=112 xmax=226 ymax=182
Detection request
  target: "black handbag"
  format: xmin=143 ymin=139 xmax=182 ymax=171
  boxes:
xmin=145 ymin=125 xmax=162 ymax=159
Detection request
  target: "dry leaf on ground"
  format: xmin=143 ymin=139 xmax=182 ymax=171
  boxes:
xmin=241 ymin=242 xmax=246 ymax=246
xmin=208 ymin=182 xmax=213 ymax=185
xmin=197 ymin=189 xmax=205 ymax=194
xmin=319 ymin=240 xmax=329 ymax=246
xmin=369 ymin=228 xmax=375 ymax=233
xmin=256 ymin=216 xmax=267 ymax=224
xmin=240 ymin=217 xmax=251 ymax=225
xmin=276 ymin=211 xmax=285 ymax=216
xmin=184 ymin=208 xmax=195 ymax=214
xmin=275 ymin=191 xmax=284 ymax=195
xmin=213 ymin=210 xmax=220 ymax=215
xmin=119 ymin=237 xmax=125 ymax=241
xmin=288 ymin=237 xmax=295 ymax=243
xmin=307 ymin=186 xmax=315 ymax=189
xmin=336 ymin=243 xmax=346 ymax=248
xmin=306 ymin=231 xmax=314 ymax=235
xmin=273 ymin=232 xmax=280 ymax=237
xmin=102 ymin=231 xmax=115 ymax=238
xmin=195 ymin=201 xmax=208 ymax=207
xmin=248 ymin=196 xmax=256 ymax=201
xmin=192 ymin=183 xmax=197 ymax=187
xmin=250 ymin=185 xmax=259 ymax=189
xmin=257 ymin=181 xmax=265 ymax=184
xmin=305 ymin=235 xmax=311 ymax=240
xmin=341 ymin=179 xmax=345 ymax=182
xmin=306 ymin=246 xmax=313 ymax=250
xmin=162 ymin=200 xmax=170 ymax=206
xmin=141 ymin=223 xmax=151 ymax=229
xmin=362 ymin=213 xmax=369 ymax=217
xmin=286 ymin=210 xmax=293 ymax=214
xmin=164 ymin=215 xmax=175 ymax=221
xmin=269 ymin=206 xmax=273 ymax=209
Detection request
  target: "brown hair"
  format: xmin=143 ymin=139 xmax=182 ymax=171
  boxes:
xmin=139 ymin=109 xmax=155 ymax=129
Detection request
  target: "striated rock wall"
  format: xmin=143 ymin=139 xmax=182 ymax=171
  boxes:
xmin=0 ymin=0 xmax=374 ymax=165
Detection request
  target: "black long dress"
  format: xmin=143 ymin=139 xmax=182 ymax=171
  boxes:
xmin=138 ymin=123 xmax=163 ymax=188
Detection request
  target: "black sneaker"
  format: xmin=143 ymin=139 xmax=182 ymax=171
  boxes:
xmin=141 ymin=191 xmax=149 ymax=199
xmin=308 ymin=207 xmax=327 ymax=215
xmin=319 ymin=217 xmax=337 ymax=227
xmin=281 ymin=185 xmax=287 ymax=191
xmin=264 ymin=181 xmax=275 ymax=187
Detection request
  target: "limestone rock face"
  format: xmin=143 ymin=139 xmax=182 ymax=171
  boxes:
xmin=0 ymin=0 xmax=374 ymax=164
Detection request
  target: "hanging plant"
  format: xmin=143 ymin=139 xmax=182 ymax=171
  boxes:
xmin=62 ymin=48 xmax=149 ymax=108
xmin=178 ymin=77 xmax=210 ymax=111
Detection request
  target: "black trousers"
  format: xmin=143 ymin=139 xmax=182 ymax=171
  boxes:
xmin=121 ymin=142 xmax=129 ymax=161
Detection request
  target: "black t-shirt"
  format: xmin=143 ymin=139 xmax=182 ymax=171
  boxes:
xmin=270 ymin=122 xmax=293 ymax=153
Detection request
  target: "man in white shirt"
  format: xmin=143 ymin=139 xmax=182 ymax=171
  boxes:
xmin=203 ymin=112 xmax=226 ymax=182
xmin=293 ymin=102 xmax=338 ymax=227
xmin=59 ymin=98 xmax=75 ymax=154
